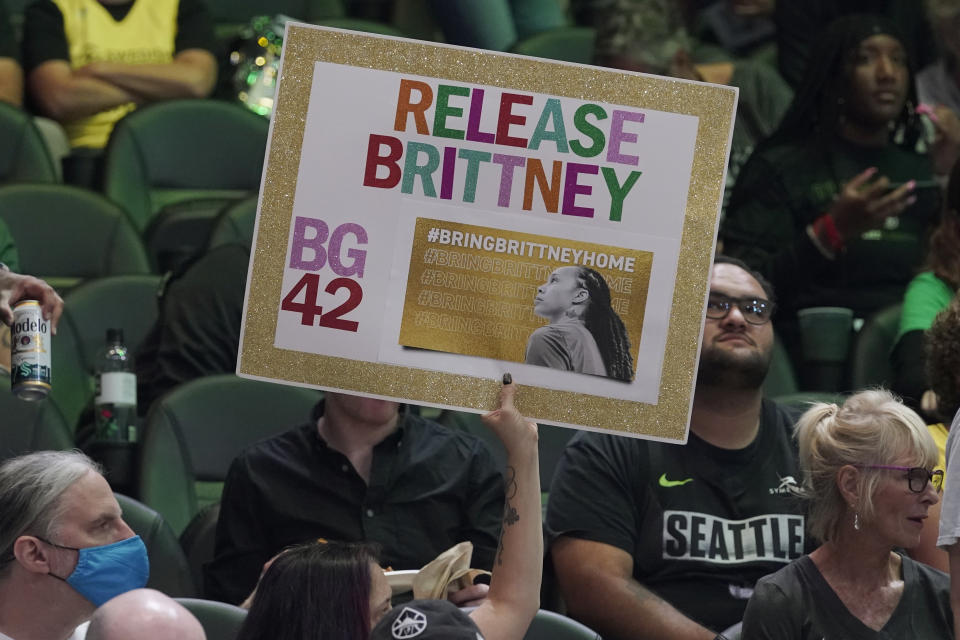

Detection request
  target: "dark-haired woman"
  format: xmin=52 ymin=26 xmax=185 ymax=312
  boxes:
xmin=236 ymin=542 xmax=390 ymax=640
xmin=722 ymin=15 xmax=960 ymax=365
xmin=236 ymin=379 xmax=543 ymax=640
xmin=526 ymin=265 xmax=633 ymax=381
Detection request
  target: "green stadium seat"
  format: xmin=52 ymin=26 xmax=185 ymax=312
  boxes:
xmin=315 ymin=16 xmax=405 ymax=36
xmin=850 ymin=304 xmax=902 ymax=391
xmin=0 ymin=184 xmax=149 ymax=292
xmin=138 ymin=374 xmax=322 ymax=535
xmin=525 ymin=609 xmax=601 ymax=639
xmin=0 ymin=374 xmax=73 ymax=459
xmin=511 ymin=26 xmax=595 ymax=64
xmin=206 ymin=196 xmax=257 ymax=251
xmin=116 ymin=493 xmax=197 ymax=597
xmin=175 ymin=598 xmax=247 ymax=640
xmin=0 ymin=103 xmax=57 ymax=183
xmin=103 ymin=100 xmax=269 ymax=234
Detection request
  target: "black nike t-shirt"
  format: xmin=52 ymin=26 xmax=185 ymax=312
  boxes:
xmin=546 ymin=399 xmax=808 ymax=633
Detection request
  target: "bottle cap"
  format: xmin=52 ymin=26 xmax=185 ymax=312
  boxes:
xmin=106 ymin=328 xmax=125 ymax=344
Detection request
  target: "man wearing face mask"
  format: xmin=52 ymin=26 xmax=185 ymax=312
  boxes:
xmin=0 ymin=451 xmax=149 ymax=640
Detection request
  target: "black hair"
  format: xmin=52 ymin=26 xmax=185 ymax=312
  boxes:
xmin=924 ymin=158 xmax=960 ymax=288
xmin=575 ymin=267 xmax=634 ymax=381
xmin=236 ymin=541 xmax=380 ymax=640
xmin=766 ymin=14 xmax=922 ymax=151
xmin=713 ymin=254 xmax=776 ymax=303
xmin=926 ymin=293 xmax=960 ymax=420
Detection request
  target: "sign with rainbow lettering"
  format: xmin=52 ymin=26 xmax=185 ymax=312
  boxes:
xmin=237 ymin=23 xmax=737 ymax=440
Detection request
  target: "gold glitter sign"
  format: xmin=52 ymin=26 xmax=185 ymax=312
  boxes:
xmin=237 ymin=23 xmax=737 ymax=440
xmin=399 ymin=218 xmax=652 ymax=381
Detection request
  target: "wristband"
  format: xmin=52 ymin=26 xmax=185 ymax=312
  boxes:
xmin=813 ymin=214 xmax=844 ymax=253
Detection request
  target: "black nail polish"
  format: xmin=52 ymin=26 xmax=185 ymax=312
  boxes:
xmin=502 ymin=373 xmax=512 ymax=385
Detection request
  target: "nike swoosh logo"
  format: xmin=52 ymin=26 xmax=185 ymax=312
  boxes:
xmin=659 ymin=473 xmax=693 ymax=487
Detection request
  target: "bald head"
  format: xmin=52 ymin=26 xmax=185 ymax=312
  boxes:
xmin=87 ymin=589 xmax=205 ymax=640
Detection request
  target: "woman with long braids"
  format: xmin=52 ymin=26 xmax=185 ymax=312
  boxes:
xmin=525 ymin=265 xmax=633 ymax=381
xmin=722 ymin=15 xmax=960 ymax=367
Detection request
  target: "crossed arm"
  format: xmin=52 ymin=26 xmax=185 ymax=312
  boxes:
xmin=28 ymin=48 xmax=215 ymax=122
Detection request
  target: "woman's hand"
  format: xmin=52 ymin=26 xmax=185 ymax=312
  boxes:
xmin=0 ymin=268 xmax=64 ymax=334
xmin=471 ymin=375 xmax=542 ymax=640
xmin=827 ymin=167 xmax=917 ymax=240
xmin=481 ymin=374 xmax=538 ymax=455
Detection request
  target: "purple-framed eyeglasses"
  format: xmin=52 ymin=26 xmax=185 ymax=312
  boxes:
xmin=854 ymin=465 xmax=944 ymax=494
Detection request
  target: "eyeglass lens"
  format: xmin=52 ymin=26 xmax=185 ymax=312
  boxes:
xmin=706 ymin=294 xmax=772 ymax=324
xmin=907 ymin=468 xmax=943 ymax=493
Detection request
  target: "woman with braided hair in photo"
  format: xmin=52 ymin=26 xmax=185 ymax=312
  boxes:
xmin=525 ymin=265 xmax=633 ymax=382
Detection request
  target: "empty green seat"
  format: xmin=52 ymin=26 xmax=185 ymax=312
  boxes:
xmin=103 ymin=100 xmax=269 ymax=234
xmin=850 ymin=304 xmax=903 ymax=391
xmin=315 ymin=16 xmax=405 ymax=36
xmin=0 ymin=184 xmax=149 ymax=292
xmin=0 ymin=374 xmax=73 ymax=459
xmin=0 ymin=102 xmax=58 ymax=184
xmin=206 ymin=196 xmax=258 ymax=251
xmin=511 ymin=26 xmax=596 ymax=64
xmin=138 ymin=374 xmax=322 ymax=535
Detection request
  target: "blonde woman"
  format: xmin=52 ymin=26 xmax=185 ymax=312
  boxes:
xmin=742 ymin=390 xmax=952 ymax=638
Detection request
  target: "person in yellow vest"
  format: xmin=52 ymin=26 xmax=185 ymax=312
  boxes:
xmin=20 ymin=0 xmax=216 ymax=150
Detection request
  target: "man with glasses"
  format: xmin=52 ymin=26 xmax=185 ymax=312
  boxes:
xmin=546 ymin=255 xmax=807 ymax=640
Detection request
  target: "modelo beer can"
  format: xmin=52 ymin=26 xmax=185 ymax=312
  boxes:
xmin=11 ymin=300 xmax=51 ymax=401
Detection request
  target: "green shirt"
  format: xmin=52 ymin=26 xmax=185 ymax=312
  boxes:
xmin=896 ymin=270 xmax=954 ymax=342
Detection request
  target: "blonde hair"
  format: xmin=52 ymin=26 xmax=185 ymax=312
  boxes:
xmin=794 ymin=389 xmax=938 ymax=543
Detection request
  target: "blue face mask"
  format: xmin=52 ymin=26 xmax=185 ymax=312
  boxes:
xmin=43 ymin=535 xmax=150 ymax=606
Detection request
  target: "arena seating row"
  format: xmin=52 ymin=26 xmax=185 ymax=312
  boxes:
xmin=0 ymin=369 xmax=600 ymax=638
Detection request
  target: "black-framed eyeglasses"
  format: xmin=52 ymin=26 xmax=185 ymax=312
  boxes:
xmin=705 ymin=293 xmax=775 ymax=325
xmin=854 ymin=465 xmax=944 ymax=494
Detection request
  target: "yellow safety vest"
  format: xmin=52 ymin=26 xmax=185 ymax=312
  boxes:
xmin=52 ymin=0 xmax=178 ymax=148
